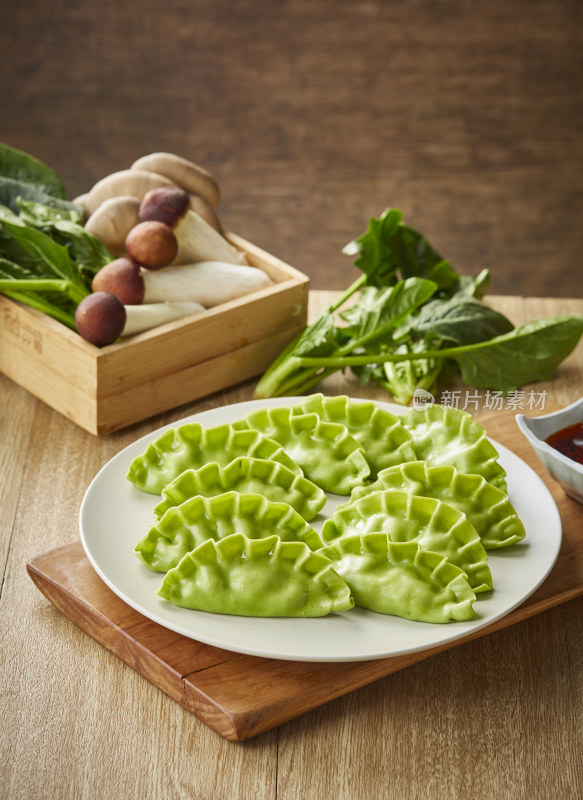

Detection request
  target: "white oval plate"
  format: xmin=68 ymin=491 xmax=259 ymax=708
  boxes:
xmin=79 ymin=398 xmax=562 ymax=662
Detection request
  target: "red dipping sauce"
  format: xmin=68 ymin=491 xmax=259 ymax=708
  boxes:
xmin=545 ymin=422 xmax=583 ymax=465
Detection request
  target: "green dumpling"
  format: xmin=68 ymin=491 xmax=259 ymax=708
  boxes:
xmin=401 ymin=404 xmax=507 ymax=491
xmin=158 ymin=534 xmax=355 ymax=617
xmin=126 ymin=422 xmax=302 ymax=495
xmin=135 ymin=491 xmax=324 ymax=572
xmin=153 ymin=456 xmax=327 ymax=521
xmin=232 ymin=406 xmax=370 ymax=494
xmin=321 ymin=490 xmax=492 ymax=593
xmin=343 ymin=461 xmax=525 ymax=550
xmin=319 ymin=534 xmax=476 ymax=623
xmin=290 ymin=394 xmax=417 ymax=477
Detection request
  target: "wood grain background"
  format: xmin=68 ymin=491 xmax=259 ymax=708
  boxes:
xmin=1 ymin=0 xmax=582 ymax=298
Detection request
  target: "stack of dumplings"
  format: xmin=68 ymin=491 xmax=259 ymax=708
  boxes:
xmin=126 ymin=396 xmax=526 ymax=624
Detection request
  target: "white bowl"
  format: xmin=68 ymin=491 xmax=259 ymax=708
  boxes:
xmin=516 ymin=397 xmax=583 ymax=504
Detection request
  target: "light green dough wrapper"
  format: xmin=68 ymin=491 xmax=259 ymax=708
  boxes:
xmin=153 ymin=456 xmax=326 ymax=522
xmin=158 ymin=534 xmax=354 ymax=617
xmin=232 ymin=406 xmax=370 ymax=494
xmin=342 ymin=461 xmax=525 ymax=550
xmin=321 ymin=490 xmax=492 ymax=593
xmin=135 ymin=491 xmax=323 ymax=572
xmin=402 ymin=404 xmax=507 ymax=492
xmin=291 ymin=393 xmax=417 ymax=477
xmin=319 ymin=534 xmax=476 ymax=623
xmin=126 ymin=422 xmax=302 ymax=495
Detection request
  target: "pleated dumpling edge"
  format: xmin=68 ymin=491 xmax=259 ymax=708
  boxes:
xmin=319 ymin=534 xmax=477 ymax=623
xmin=126 ymin=421 xmax=303 ymax=495
xmin=157 ymin=534 xmax=355 ymax=617
xmin=343 ymin=460 xmax=526 ymax=550
xmin=153 ymin=456 xmax=327 ymax=522
xmin=135 ymin=491 xmax=323 ymax=573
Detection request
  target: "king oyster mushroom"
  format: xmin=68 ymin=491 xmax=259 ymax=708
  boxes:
xmin=131 ymin=152 xmax=220 ymax=209
xmin=84 ymin=196 xmax=141 ymax=256
xmin=136 ymin=186 xmax=245 ymax=265
xmin=84 ymin=184 xmax=241 ymax=265
xmin=92 ymin=257 xmax=273 ymax=307
xmin=83 ymin=169 xmax=175 ymax=217
xmin=75 ymin=290 xmax=205 ymax=346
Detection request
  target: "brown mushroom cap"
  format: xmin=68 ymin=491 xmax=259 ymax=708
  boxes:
xmin=75 ymin=292 xmax=127 ymax=347
xmin=138 ymin=186 xmax=223 ymax=232
xmin=138 ymin=186 xmax=190 ymax=227
xmin=91 ymin=258 xmax=145 ymax=305
xmin=125 ymin=220 xmax=178 ymax=269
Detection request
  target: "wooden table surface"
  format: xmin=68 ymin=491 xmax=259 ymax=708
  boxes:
xmin=1 ymin=291 xmax=582 ymax=800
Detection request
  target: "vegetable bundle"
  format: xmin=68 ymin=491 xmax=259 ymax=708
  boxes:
xmin=255 ymin=208 xmax=583 ymax=402
xmin=0 ymin=143 xmax=111 ymax=329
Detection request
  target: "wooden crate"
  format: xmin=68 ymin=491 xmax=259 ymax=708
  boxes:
xmin=0 ymin=233 xmax=309 ymax=435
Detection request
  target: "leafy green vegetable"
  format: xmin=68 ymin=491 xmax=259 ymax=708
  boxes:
xmin=256 ymin=277 xmax=437 ymax=398
xmin=0 ymin=178 xmax=82 ymax=216
xmin=0 ymin=144 xmax=112 ymax=328
xmin=456 ymin=268 xmax=490 ymax=300
xmin=0 ymin=220 xmax=88 ymax=329
xmin=403 ymin=295 xmax=514 ymax=346
xmin=0 ymin=142 xmax=65 ymax=199
xmin=297 ymin=315 xmax=583 ymax=393
xmin=0 ymin=207 xmax=84 ymax=288
xmin=16 ymin=199 xmax=110 ymax=284
xmin=434 ymin=316 xmax=583 ymax=390
xmin=0 ymin=254 xmax=79 ymax=328
xmin=256 ymin=207 xmax=583 ymax=402
xmin=340 ymin=280 xmax=438 ymax=343
xmin=17 ymin=198 xmax=83 ymax=225
xmin=342 ymin=208 xmax=459 ymax=291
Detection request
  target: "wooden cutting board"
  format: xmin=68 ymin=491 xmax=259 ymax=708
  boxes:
xmin=26 ymin=406 xmax=583 ymax=742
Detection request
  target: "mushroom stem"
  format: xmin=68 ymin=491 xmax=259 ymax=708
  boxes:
xmin=142 ymin=262 xmax=273 ymax=306
xmin=173 ymin=211 xmax=247 ymax=265
xmin=121 ymin=301 xmax=205 ymax=337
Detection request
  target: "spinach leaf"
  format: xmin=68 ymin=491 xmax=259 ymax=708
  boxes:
xmin=0 ymin=256 xmax=30 ymax=280
xmin=342 ymin=208 xmax=403 ymax=285
xmin=289 ymin=311 xmax=339 ymax=358
xmin=256 ymin=278 xmax=438 ymax=398
xmin=0 ymin=142 xmax=65 ymax=199
xmin=441 ymin=316 xmax=583 ymax=390
xmin=342 ymin=208 xmax=459 ymax=290
xmin=17 ymin=198 xmax=83 ymax=225
xmin=340 ymin=278 xmax=438 ymax=345
xmin=406 ymin=295 xmax=514 ymax=346
xmin=0 ymin=209 xmax=80 ymax=284
xmin=17 ymin=199 xmax=111 ymax=282
xmin=455 ymin=268 xmax=490 ymax=299
xmin=0 ymin=178 xmax=80 ymax=215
